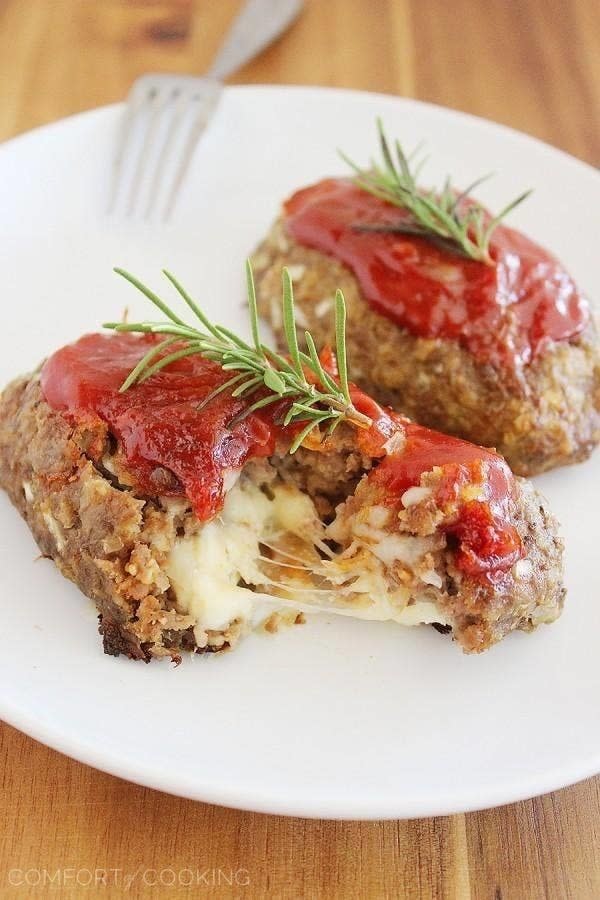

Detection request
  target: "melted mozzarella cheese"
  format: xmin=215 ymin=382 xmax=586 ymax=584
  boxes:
xmin=166 ymin=477 xmax=449 ymax=641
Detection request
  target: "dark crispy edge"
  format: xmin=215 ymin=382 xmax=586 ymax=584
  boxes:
xmin=252 ymin=220 xmax=600 ymax=476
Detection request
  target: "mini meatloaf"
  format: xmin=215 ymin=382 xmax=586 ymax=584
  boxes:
xmin=0 ymin=332 xmax=564 ymax=662
xmin=252 ymin=179 xmax=600 ymax=476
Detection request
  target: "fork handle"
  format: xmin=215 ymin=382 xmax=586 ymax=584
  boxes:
xmin=206 ymin=0 xmax=303 ymax=82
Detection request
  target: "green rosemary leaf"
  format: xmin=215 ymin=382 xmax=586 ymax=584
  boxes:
xmin=196 ymin=373 xmax=248 ymax=411
xmin=325 ymin=415 xmax=344 ymax=437
xmin=107 ymin=321 xmax=200 ymax=340
xmin=481 ymin=188 xmax=534 ymax=249
xmin=335 ymin=290 xmax=351 ymax=404
xmin=231 ymin=375 xmax=263 ymax=398
xmin=119 ymin=336 xmax=179 ymax=392
xmin=377 ymin=117 xmax=396 ymax=176
xmin=261 ymin=345 xmax=297 ymax=377
xmin=393 ymin=136 xmax=413 ymax=188
xmin=283 ymin=400 xmax=317 ymax=427
xmin=220 ymin=360 xmax=259 ymax=373
xmin=282 ymin=267 xmax=304 ymax=379
xmin=137 ymin=344 xmax=203 ymax=383
xmin=452 ymin=173 xmax=494 ymax=212
xmin=302 ymin=331 xmax=340 ymax=395
xmin=245 ymin=259 xmax=262 ymax=354
xmin=105 ymin=261 xmax=374 ymax=454
xmin=212 ymin=324 xmax=254 ymax=352
xmin=104 ymin=321 xmax=155 ymax=333
xmin=341 ymin=122 xmax=532 ymax=265
xmin=289 ymin=414 xmax=329 ymax=455
xmin=162 ymin=270 xmax=222 ymax=341
xmin=287 ymin=400 xmax=323 ymax=418
xmin=229 ymin=392 xmax=287 ymax=427
xmin=263 ymin=367 xmax=286 ymax=394
xmin=114 ymin=269 xmax=187 ymax=327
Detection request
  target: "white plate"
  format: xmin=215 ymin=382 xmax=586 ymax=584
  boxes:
xmin=1 ymin=87 xmax=599 ymax=820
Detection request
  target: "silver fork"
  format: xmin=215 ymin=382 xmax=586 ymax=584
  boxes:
xmin=108 ymin=0 xmax=303 ymax=222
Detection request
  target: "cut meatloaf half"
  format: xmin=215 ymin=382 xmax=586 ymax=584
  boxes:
xmin=252 ymin=219 xmax=600 ymax=477
xmin=0 ymin=372 xmax=564 ymax=662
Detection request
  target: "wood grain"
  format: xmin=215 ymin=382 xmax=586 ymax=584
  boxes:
xmin=0 ymin=1 xmax=599 ymax=897
xmin=1 ymin=0 xmax=598 ymax=162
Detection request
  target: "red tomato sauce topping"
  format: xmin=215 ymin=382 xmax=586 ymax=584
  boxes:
xmin=41 ymin=332 xmax=523 ymax=578
xmin=41 ymin=333 xmax=283 ymax=521
xmin=370 ymin=421 xmax=523 ymax=579
xmin=284 ymin=178 xmax=587 ymax=373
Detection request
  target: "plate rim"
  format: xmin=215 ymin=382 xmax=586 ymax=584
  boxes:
xmin=4 ymin=690 xmax=599 ymax=820
xmin=2 ymin=83 xmax=599 ymax=182
xmin=1 ymin=85 xmax=598 ymax=819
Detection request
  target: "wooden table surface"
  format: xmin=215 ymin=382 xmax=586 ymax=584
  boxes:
xmin=0 ymin=1 xmax=599 ymax=897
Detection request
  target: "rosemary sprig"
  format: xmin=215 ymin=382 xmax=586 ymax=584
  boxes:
xmin=340 ymin=118 xmax=532 ymax=265
xmin=103 ymin=262 xmax=372 ymax=453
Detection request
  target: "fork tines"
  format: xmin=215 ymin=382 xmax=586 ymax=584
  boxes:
xmin=109 ymin=75 xmax=221 ymax=222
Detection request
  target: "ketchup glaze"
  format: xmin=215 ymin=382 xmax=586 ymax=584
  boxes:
xmin=284 ymin=179 xmax=588 ymax=373
xmin=41 ymin=332 xmax=523 ymax=579
xmin=41 ymin=333 xmax=280 ymax=521
xmin=370 ymin=422 xmax=523 ymax=579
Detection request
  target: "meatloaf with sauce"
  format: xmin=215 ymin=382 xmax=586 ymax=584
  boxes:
xmin=0 ymin=332 xmax=565 ymax=662
xmin=252 ymin=179 xmax=600 ymax=476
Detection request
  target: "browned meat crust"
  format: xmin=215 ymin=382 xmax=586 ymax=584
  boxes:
xmin=253 ymin=220 xmax=600 ymax=476
xmin=0 ymin=376 xmax=225 ymax=662
xmin=336 ymin=463 xmax=565 ymax=653
xmin=0 ymin=375 xmax=565 ymax=660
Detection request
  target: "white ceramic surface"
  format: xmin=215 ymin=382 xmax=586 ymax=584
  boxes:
xmin=0 ymin=86 xmax=599 ymax=819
